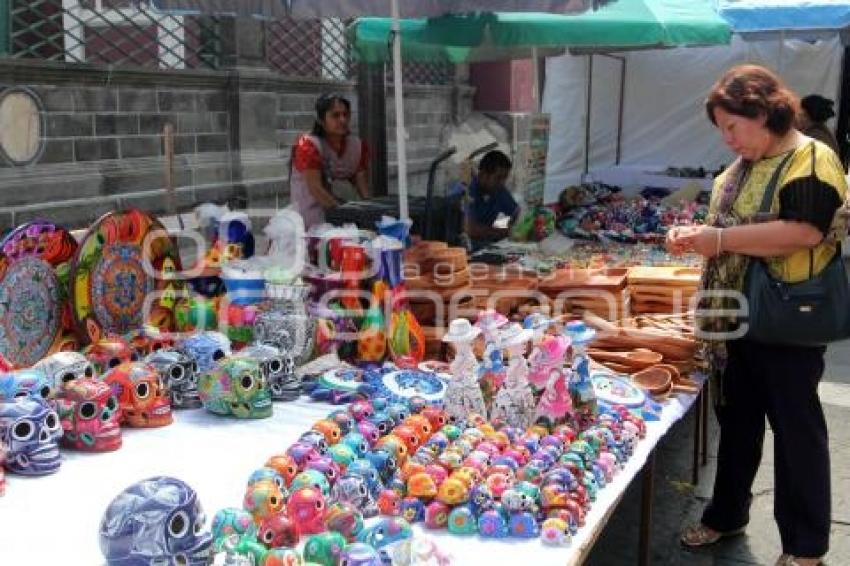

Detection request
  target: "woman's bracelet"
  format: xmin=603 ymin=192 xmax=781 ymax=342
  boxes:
xmin=716 ymin=228 xmax=723 ymax=257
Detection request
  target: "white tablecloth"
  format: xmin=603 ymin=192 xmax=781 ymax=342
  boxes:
xmin=1 ymin=387 xmax=701 ymax=565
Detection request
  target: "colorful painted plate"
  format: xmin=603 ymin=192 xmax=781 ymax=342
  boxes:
xmin=0 ymin=221 xmax=78 ymax=366
xmin=373 ymin=369 xmax=447 ymax=405
xmin=71 ymin=210 xmax=184 ymax=344
xmin=591 ymin=371 xmax=646 ymax=408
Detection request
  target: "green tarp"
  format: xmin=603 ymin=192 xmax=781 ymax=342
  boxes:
xmin=352 ymin=0 xmax=731 ymax=63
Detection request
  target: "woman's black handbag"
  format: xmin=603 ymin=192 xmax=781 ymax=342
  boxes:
xmin=743 ymin=144 xmax=850 ymax=346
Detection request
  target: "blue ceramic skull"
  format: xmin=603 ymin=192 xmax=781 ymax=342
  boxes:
xmin=0 ymin=368 xmax=54 ymax=402
xmin=99 ymin=476 xmax=212 ymax=565
xmin=178 ymin=332 xmax=232 ymax=374
xmin=0 ymin=397 xmax=62 ymax=475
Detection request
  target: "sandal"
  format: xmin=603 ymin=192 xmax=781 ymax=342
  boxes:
xmin=775 ymin=555 xmax=824 ymax=566
xmin=680 ymin=523 xmax=745 ymax=547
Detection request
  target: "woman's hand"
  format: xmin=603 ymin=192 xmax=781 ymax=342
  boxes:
xmin=666 ymin=225 xmax=700 ymax=256
xmin=676 ymin=225 xmax=722 ymax=258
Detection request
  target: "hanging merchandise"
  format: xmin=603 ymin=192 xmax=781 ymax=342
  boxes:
xmin=491 ymin=323 xmax=536 ymax=430
xmin=71 ymin=209 xmax=184 ymax=343
xmin=474 ymin=310 xmax=509 ymax=414
xmin=441 ymin=319 xmax=486 ymax=423
xmin=0 ymin=220 xmax=78 ymax=367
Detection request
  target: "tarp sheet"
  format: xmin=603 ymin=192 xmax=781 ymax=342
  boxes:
xmin=542 ymin=35 xmax=843 ymax=202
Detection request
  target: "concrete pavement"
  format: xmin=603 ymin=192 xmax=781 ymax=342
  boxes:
xmin=584 ymin=340 xmax=850 ymax=565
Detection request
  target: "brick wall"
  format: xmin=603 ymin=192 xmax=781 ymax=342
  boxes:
xmin=0 ymin=59 xmax=472 ymax=232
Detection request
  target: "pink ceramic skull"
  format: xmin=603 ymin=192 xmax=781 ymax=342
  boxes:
xmin=56 ymin=378 xmax=122 ymax=452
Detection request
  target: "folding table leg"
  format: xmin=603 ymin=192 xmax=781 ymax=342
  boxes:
xmin=639 ymin=450 xmax=656 ymax=566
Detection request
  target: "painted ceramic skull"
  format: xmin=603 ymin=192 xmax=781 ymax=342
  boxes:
xmin=34 ymin=351 xmax=96 ymax=392
xmin=0 ymin=368 xmax=54 ymax=403
xmin=56 ymin=378 xmax=122 ymax=452
xmin=198 ymin=358 xmax=272 ymax=419
xmin=0 ymin=397 xmax=62 ymax=475
xmin=333 ymin=474 xmax=377 ymax=516
xmin=85 ymin=336 xmax=137 ymax=375
xmin=179 ymin=331 xmax=232 ymax=374
xmin=146 ymin=348 xmax=201 ymax=409
xmin=235 ymin=344 xmax=299 ymax=402
xmin=0 ymin=439 xmax=6 ymax=496
xmin=99 ymin=476 xmax=212 ymax=566
xmin=104 ymin=362 xmax=173 ymax=428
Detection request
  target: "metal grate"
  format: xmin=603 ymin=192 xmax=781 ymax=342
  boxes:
xmin=265 ymin=17 xmax=453 ymax=86
xmin=266 ymin=17 xmax=354 ymax=80
xmin=7 ymin=0 xmax=222 ymax=70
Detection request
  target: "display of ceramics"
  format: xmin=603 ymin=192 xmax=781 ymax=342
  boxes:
xmin=71 ymin=210 xmax=183 ymax=344
xmin=303 ymin=367 xmax=374 ymax=404
xmin=590 ymin=371 xmax=647 ymax=408
xmin=253 ymin=284 xmax=315 ymax=366
xmin=368 ymin=368 xmax=447 ymax=406
xmin=0 ymin=221 xmax=77 ymax=366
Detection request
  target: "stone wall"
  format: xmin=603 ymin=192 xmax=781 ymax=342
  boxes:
xmin=0 ymin=59 xmax=473 ymax=232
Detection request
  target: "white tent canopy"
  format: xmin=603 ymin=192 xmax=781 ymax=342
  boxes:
xmin=542 ymin=35 xmax=844 ymax=203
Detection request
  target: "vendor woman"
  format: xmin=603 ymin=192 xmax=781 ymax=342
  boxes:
xmin=465 ymin=150 xmax=520 ymax=250
xmin=290 ymin=93 xmax=371 ymax=230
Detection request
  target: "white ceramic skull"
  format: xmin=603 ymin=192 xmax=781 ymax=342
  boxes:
xmin=146 ymin=348 xmax=201 ymax=409
xmin=34 ymin=351 xmax=97 ymax=392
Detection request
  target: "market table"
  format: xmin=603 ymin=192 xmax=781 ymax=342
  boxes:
xmin=0 ymin=384 xmax=704 ymax=565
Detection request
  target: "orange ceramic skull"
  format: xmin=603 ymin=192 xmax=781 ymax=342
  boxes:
xmin=85 ymin=337 xmax=136 ymax=375
xmin=103 ymin=362 xmax=172 ymax=428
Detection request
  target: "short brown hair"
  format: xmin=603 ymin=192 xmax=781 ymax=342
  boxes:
xmin=706 ymin=64 xmax=800 ymax=135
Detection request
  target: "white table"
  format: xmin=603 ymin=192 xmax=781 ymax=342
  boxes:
xmin=0 ymin=387 xmax=702 ymax=565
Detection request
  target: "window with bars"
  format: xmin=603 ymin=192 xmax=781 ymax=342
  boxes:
xmin=1 ymin=4 xmax=455 ymax=85
xmin=5 ymin=0 xmax=222 ymax=70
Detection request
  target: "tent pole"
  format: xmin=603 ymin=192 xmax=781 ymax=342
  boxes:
xmin=616 ymin=55 xmax=626 ymax=165
xmin=533 ymin=46 xmax=540 ymax=112
xmin=584 ymin=54 xmax=593 ymax=178
xmin=391 ymin=0 xmax=410 ymax=220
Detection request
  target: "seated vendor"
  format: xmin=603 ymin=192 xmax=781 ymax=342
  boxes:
xmin=464 ymin=150 xmax=520 ymax=250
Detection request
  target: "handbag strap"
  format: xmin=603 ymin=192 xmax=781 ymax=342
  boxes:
xmin=756 ymin=146 xmax=799 ymax=213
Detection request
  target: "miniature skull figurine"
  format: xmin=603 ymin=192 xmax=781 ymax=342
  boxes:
xmin=85 ymin=336 xmax=137 ymax=375
xmin=146 ymin=348 xmax=201 ymax=409
xmin=0 ymin=368 xmax=54 ymax=403
xmin=34 ymin=351 xmax=97 ymax=392
xmin=235 ymin=344 xmax=300 ymax=402
xmin=99 ymin=476 xmax=213 ymax=566
xmin=198 ymin=358 xmax=272 ymax=419
xmin=178 ymin=331 xmax=232 ymax=374
xmin=0 ymin=397 xmax=62 ymax=475
xmin=56 ymin=378 xmax=122 ymax=452
xmin=103 ymin=362 xmax=173 ymax=428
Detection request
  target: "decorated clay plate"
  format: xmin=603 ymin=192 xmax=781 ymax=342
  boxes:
xmin=373 ymin=369 xmax=447 ymax=405
xmin=418 ymin=360 xmax=451 ymax=380
xmin=0 ymin=221 xmax=78 ymax=366
xmin=591 ymin=370 xmax=646 ymax=408
xmin=317 ymin=367 xmax=369 ymax=393
xmin=71 ymin=210 xmax=183 ymax=344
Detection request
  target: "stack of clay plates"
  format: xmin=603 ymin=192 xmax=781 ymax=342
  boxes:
xmin=627 ymin=266 xmax=700 ymax=314
xmin=469 ymin=263 xmax=539 ymax=316
xmin=404 ymin=241 xmax=472 ymax=326
xmin=538 ymin=267 xmax=629 ymax=321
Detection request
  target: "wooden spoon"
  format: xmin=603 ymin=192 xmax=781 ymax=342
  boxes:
xmin=587 ymin=348 xmax=663 ymax=368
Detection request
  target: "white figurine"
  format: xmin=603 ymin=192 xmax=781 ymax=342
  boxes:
xmin=442 ymin=319 xmax=486 ymax=422
xmin=491 ymin=323 xmax=536 ymax=429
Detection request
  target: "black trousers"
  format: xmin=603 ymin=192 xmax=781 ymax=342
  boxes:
xmin=701 ymin=339 xmax=831 ymax=557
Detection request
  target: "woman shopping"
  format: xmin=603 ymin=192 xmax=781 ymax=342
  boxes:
xmin=289 ymin=93 xmax=371 ymax=230
xmin=668 ymin=65 xmax=846 ymax=566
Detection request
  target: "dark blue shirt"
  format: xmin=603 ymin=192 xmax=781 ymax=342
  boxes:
xmin=465 ymin=177 xmax=519 ymax=227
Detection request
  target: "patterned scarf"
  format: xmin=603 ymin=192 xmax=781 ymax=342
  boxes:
xmin=697 ymin=158 xmax=753 ymax=382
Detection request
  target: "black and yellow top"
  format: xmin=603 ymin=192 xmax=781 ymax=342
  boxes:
xmin=709 ymin=138 xmax=848 ymax=283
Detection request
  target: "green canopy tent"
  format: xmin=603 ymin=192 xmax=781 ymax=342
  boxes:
xmin=352 ymin=0 xmax=731 ymax=175
xmin=351 ymin=0 xmax=731 ymax=63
